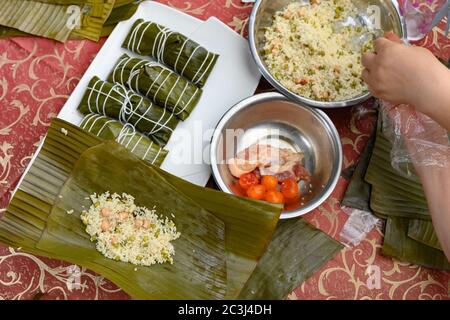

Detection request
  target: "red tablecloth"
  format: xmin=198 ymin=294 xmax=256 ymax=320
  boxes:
xmin=1 ymin=0 xmax=449 ymax=300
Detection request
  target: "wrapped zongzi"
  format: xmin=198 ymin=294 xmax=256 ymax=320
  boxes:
xmin=122 ymin=19 xmax=219 ymax=88
xmin=80 ymin=113 xmax=168 ymax=166
xmin=77 ymin=76 xmax=179 ymax=146
xmin=108 ymin=54 xmax=202 ymax=120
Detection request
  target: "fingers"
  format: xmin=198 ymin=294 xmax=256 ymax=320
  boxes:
xmin=361 ymin=69 xmax=370 ymax=82
xmin=384 ymin=31 xmax=402 ymax=43
xmin=374 ymin=37 xmax=391 ymax=53
xmin=361 ymin=52 xmax=376 ymax=70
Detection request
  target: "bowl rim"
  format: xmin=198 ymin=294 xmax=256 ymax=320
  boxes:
xmin=210 ymin=92 xmax=343 ymax=219
xmin=248 ymin=0 xmax=407 ymax=108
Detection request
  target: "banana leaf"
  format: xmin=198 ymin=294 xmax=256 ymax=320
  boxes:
xmin=80 ymin=113 xmax=168 ymax=166
xmin=365 ymin=126 xmax=430 ymax=219
xmin=408 ymin=219 xmax=442 ymax=251
xmin=153 ymin=166 xmax=282 ymax=298
xmin=382 ymin=217 xmax=450 ymax=270
xmin=104 ymin=0 xmax=139 ymax=26
xmin=0 ymin=0 xmax=75 ymax=42
xmin=37 ymin=141 xmax=228 ymax=300
xmin=77 ymin=76 xmax=179 ymax=146
xmin=370 ymin=187 xmax=430 ymax=220
xmin=0 ymin=118 xmax=284 ymax=299
xmin=24 ymin=0 xmax=105 ymax=17
xmin=341 ymin=131 xmax=375 ymax=211
xmin=70 ymin=0 xmax=115 ymax=41
xmin=2 ymin=118 xmax=342 ymax=298
xmin=122 ymin=19 xmax=219 ymax=88
xmin=108 ymin=54 xmax=202 ymax=120
xmin=238 ymin=218 xmax=343 ymax=299
xmin=0 ymin=1 xmax=140 ymax=39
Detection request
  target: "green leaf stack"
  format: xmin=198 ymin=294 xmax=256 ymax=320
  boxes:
xmin=0 ymin=118 xmax=343 ymax=299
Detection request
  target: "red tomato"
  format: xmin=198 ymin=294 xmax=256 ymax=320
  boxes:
xmin=247 ymin=184 xmax=266 ymax=200
xmin=238 ymin=172 xmax=259 ymax=190
xmin=265 ymin=190 xmax=285 ymax=204
xmin=280 ymin=179 xmax=299 ymax=199
xmin=261 ymin=175 xmax=278 ymax=191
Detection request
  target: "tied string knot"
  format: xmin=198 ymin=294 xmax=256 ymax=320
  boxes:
xmin=117 ymin=122 xmax=137 ymax=144
xmin=153 ymin=26 xmax=173 ymax=65
xmin=112 ymin=81 xmax=163 ymax=136
xmin=111 ymin=82 xmax=141 ymax=125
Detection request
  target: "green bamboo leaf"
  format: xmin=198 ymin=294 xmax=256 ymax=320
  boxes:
xmin=341 ymin=131 xmax=375 ymax=211
xmin=153 ymin=166 xmax=282 ymax=298
xmin=0 ymin=118 xmax=341 ymax=299
xmin=0 ymin=0 xmax=75 ymax=41
xmin=238 ymin=218 xmax=343 ymax=299
xmin=382 ymin=217 xmax=450 ymax=270
xmin=122 ymin=19 xmax=219 ymax=88
xmin=408 ymin=219 xmax=442 ymax=251
xmin=70 ymin=0 xmax=115 ymax=41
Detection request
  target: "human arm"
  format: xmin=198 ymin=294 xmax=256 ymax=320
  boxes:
xmin=361 ymin=36 xmax=450 ymax=132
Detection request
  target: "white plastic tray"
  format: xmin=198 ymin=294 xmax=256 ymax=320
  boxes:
xmin=18 ymin=1 xmax=261 ymax=190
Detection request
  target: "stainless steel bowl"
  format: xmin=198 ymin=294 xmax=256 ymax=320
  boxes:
xmin=210 ymin=93 xmax=342 ymax=219
xmin=248 ymin=0 xmax=407 ymax=108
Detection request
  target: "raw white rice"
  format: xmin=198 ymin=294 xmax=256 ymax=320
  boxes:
xmin=80 ymin=192 xmax=180 ymax=266
xmin=263 ymin=0 xmax=373 ymax=101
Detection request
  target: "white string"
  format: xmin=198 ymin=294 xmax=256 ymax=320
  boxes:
xmin=86 ymin=78 xmax=174 ymax=135
xmin=113 ymin=54 xmax=197 ymax=118
xmin=81 ymin=113 xmax=164 ymax=164
xmin=127 ymin=20 xmax=212 ymax=85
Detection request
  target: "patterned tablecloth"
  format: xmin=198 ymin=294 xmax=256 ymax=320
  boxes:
xmin=1 ymin=0 xmax=449 ymax=300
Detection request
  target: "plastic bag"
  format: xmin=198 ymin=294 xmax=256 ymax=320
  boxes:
xmin=339 ymin=207 xmax=382 ymax=247
xmin=381 ymin=101 xmax=450 ymax=178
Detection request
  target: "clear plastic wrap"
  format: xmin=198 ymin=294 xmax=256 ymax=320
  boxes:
xmin=381 ymin=101 xmax=450 ymax=178
xmin=339 ymin=207 xmax=382 ymax=247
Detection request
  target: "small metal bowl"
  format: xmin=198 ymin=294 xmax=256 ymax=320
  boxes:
xmin=248 ymin=0 xmax=407 ymax=108
xmin=210 ymin=93 xmax=342 ymax=219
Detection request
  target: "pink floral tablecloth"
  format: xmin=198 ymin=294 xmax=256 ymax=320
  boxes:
xmin=1 ymin=0 xmax=449 ymax=300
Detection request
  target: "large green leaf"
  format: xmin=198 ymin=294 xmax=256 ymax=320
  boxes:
xmin=70 ymin=0 xmax=115 ymax=41
xmin=37 ymin=141 xmax=228 ymax=299
xmin=382 ymin=217 xmax=450 ymax=270
xmin=238 ymin=218 xmax=343 ymax=299
xmin=0 ymin=119 xmax=283 ymax=299
xmin=154 ymin=166 xmax=281 ymax=298
xmin=408 ymin=219 xmax=442 ymax=251
xmin=0 ymin=0 xmax=75 ymax=41
xmin=0 ymin=118 xmax=343 ymax=299
xmin=341 ymin=131 xmax=375 ymax=211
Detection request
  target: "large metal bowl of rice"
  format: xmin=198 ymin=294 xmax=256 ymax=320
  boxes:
xmin=249 ymin=0 xmax=407 ymax=108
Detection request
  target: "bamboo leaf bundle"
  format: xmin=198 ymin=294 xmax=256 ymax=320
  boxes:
xmin=77 ymin=76 xmax=179 ymax=147
xmin=122 ymin=19 xmax=219 ymax=88
xmin=108 ymin=54 xmax=202 ymax=120
xmin=80 ymin=113 xmax=168 ymax=166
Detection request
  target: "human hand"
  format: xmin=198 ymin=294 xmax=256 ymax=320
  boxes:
xmin=361 ymin=33 xmax=450 ymax=117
